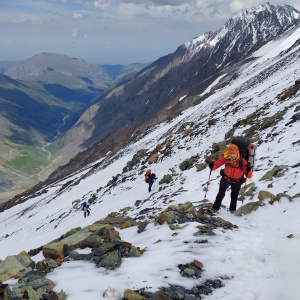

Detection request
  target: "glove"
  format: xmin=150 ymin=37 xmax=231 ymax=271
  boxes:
xmin=209 ymin=162 xmax=214 ymax=169
xmin=246 ymin=163 xmax=252 ymax=172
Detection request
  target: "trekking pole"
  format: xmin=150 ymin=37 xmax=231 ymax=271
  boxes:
xmin=204 ymin=169 xmax=212 ymax=199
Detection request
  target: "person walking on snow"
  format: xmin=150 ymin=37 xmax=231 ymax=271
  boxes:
xmin=148 ymin=172 xmax=158 ymax=192
xmin=209 ymin=144 xmax=252 ymax=212
xmin=145 ymin=170 xmax=158 ymax=193
xmin=81 ymin=200 xmax=91 ymax=218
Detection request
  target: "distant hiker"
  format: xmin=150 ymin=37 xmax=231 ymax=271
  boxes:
xmin=145 ymin=169 xmax=158 ymax=192
xmin=81 ymin=200 xmax=91 ymax=218
xmin=209 ymin=144 xmax=252 ymax=212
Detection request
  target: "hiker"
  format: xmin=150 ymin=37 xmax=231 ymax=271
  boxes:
xmin=209 ymin=144 xmax=252 ymax=212
xmin=81 ymin=200 xmax=91 ymax=218
xmin=145 ymin=170 xmax=158 ymax=192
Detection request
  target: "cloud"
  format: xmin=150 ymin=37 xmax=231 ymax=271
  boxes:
xmin=72 ymin=12 xmax=83 ymax=19
xmin=72 ymin=27 xmax=79 ymax=37
xmin=1 ymin=0 xmax=300 ymax=64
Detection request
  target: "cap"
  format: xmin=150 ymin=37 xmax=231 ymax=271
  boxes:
xmin=228 ymin=144 xmax=239 ymax=154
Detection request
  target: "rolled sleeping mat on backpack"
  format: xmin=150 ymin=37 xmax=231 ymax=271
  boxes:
xmin=247 ymin=143 xmax=257 ymax=169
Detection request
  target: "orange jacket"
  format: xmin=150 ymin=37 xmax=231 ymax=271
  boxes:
xmin=212 ymin=151 xmax=252 ymax=180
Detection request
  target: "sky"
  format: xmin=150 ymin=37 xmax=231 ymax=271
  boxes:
xmin=0 ymin=25 xmax=300 ymax=299
xmin=1 ymin=0 xmax=300 ymax=65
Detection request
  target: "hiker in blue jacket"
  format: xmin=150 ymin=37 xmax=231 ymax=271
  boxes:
xmin=148 ymin=172 xmax=158 ymax=192
xmin=81 ymin=200 xmax=91 ymax=218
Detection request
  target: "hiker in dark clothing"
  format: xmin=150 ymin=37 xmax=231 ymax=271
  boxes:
xmin=148 ymin=173 xmax=158 ymax=192
xmin=81 ymin=201 xmax=91 ymax=218
xmin=209 ymin=144 xmax=252 ymax=212
xmin=145 ymin=170 xmax=158 ymax=193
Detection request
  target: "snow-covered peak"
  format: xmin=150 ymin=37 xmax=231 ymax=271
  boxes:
xmin=184 ymin=31 xmax=214 ymax=49
xmin=184 ymin=3 xmax=300 ymax=58
xmin=231 ymin=2 xmax=300 ymax=24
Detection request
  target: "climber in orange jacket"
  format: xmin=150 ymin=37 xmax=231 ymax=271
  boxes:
xmin=209 ymin=144 xmax=252 ymax=212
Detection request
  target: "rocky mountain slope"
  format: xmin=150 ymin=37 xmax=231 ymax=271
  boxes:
xmin=0 ymin=15 xmax=299 ymax=299
xmin=44 ymin=3 xmax=300 ymax=182
xmin=0 ymin=72 xmax=93 ymax=202
xmin=0 ymin=54 xmax=148 ymax=202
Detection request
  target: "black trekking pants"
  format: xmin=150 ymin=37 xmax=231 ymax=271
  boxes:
xmin=213 ymin=177 xmax=242 ymax=211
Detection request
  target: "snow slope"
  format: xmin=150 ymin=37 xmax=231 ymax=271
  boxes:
xmin=1 ymin=20 xmax=300 ymax=300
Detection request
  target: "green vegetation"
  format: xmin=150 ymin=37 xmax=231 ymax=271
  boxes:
xmin=6 ymin=144 xmax=49 ymax=176
xmin=45 ymin=138 xmax=61 ymax=156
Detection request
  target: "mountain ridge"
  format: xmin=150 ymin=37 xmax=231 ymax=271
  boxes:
xmin=0 ymin=12 xmax=299 ymax=298
xmin=50 ymin=3 xmax=300 ymax=174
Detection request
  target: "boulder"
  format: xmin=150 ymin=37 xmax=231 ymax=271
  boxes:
xmin=97 ymin=251 xmax=122 ymax=269
xmin=43 ymin=227 xmax=95 ymax=259
xmin=235 ymin=200 xmax=262 ymax=216
xmin=259 ymin=165 xmax=288 ymax=181
xmin=0 ymin=251 xmax=33 ymax=281
xmin=124 ymin=289 xmax=147 ymax=300
xmin=195 ymin=163 xmax=207 ymax=172
xmin=42 ymin=243 xmax=65 ymax=260
xmin=103 ymin=287 xmax=121 ymax=298
xmin=158 ymin=174 xmax=173 ymax=185
xmin=148 ymin=153 xmax=160 ymax=164
xmin=258 ymin=190 xmax=276 ymax=202
xmin=11 ymin=277 xmax=55 ymax=298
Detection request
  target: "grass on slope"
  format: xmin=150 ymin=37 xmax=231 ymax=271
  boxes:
xmin=5 ymin=144 xmax=49 ymax=175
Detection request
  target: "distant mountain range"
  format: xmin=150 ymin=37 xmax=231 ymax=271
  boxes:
xmin=0 ymin=53 xmax=148 ymax=201
xmin=0 ymin=3 xmax=299 ymax=203
xmin=0 ymin=5 xmax=299 ymax=299
xmin=52 ymin=3 xmax=300 ymax=171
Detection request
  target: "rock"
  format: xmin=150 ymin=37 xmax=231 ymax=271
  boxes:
xmin=35 ymin=258 xmax=58 ymax=272
xmin=0 ymin=251 xmax=33 ymax=281
xmin=274 ymin=193 xmax=292 ymax=202
xmin=12 ymin=285 xmax=43 ymax=300
xmin=193 ymin=260 xmax=203 ymax=270
xmin=182 ymin=128 xmax=193 ymax=138
xmin=124 ymin=289 xmax=147 ymax=300
xmin=123 ymin=149 xmax=148 ymax=172
xmin=179 ymin=160 xmax=189 ymax=171
xmin=183 ymin=268 xmax=195 ymax=276
xmin=208 ymin=119 xmax=217 ymax=126
xmin=195 ymin=163 xmax=207 ymax=172
xmin=259 ymin=165 xmax=289 ymax=181
xmin=292 ymin=193 xmax=300 ymax=200
xmin=103 ymin=286 xmax=122 ymax=298
xmin=97 ymin=251 xmax=122 ymax=269
xmin=158 ymin=174 xmax=173 ymax=185
xmin=148 ymin=153 xmax=160 ymax=164
xmin=93 ymin=218 xmax=135 ymax=232
xmin=10 ymin=276 xmax=55 ymax=299
xmin=42 ymin=242 xmax=66 ymax=260
xmin=156 ymin=210 xmax=177 ymax=225
xmin=258 ymin=190 xmax=276 ymax=202
xmin=179 ymin=156 xmax=199 ymax=171
xmin=137 ymin=221 xmax=148 ymax=233
xmin=0 ymin=281 xmax=11 ymax=299
xmin=149 ymin=291 xmax=171 ymax=300
xmin=61 ymin=227 xmax=81 ymax=239
xmin=235 ymin=200 xmax=262 ymax=216
xmin=27 ymin=247 xmax=43 ymax=257
xmin=128 ymin=246 xmax=142 ymax=258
